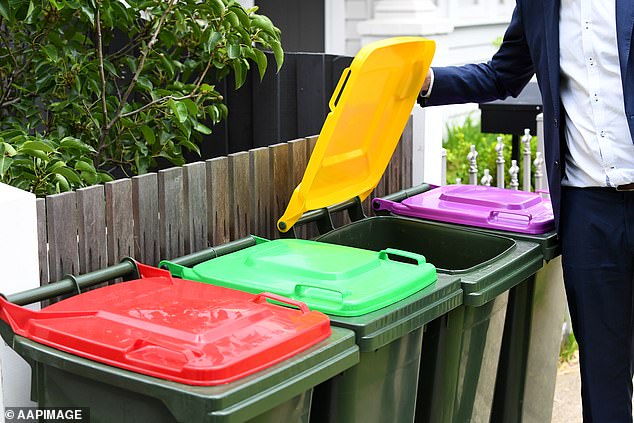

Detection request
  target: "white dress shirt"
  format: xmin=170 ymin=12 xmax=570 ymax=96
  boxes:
xmin=559 ymin=0 xmax=634 ymax=187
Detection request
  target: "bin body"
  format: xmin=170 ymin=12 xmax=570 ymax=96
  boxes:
xmin=0 ymin=264 xmax=360 ymax=423
xmin=314 ymin=215 xmax=542 ymax=423
xmin=487 ymin=232 xmax=564 ymax=423
xmin=162 ymin=239 xmax=462 ymax=423
xmin=375 ymin=184 xmax=564 ymax=423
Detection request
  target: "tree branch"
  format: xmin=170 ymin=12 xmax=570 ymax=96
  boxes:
xmin=95 ymin=8 xmax=109 ymax=126
xmin=97 ymin=0 xmax=177 ymax=154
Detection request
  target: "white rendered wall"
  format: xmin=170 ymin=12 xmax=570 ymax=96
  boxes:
xmin=0 ymin=183 xmax=40 ymax=416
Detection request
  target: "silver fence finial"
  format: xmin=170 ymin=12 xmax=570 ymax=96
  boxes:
xmin=509 ymin=159 xmax=520 ymax=190
xmin=495 ymin=136 xmax=505 ymax=188
xmin=481 ymin=169 xmax=493 ymax=186
xmin=534 ymin=151 xmax=544 ymax=192
xmin=522 ymin=128 xmax=532 ymax=191
xmin=467 ymin=145 xmax=478 ymax=185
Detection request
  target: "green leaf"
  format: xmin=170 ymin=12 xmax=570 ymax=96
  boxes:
xmin=47 ymin=160 xmax=66 ymax=171
xmin=229 ymin=5 xmax=250 ymax=28
xmin=20 ymin=148 xmax=49 ymax=160
xmin=206 ymin=31 xmax=222 ymax=53
xmin=0 ymin=0 xmax=10 ymax=20
xmin=232 ymin=60 xmax=246 ymax=89
xmin=251 ymin=15 xmax=276 ymax=37
xmin=81 ymin=4 xmax=95 ymax=25
xmin=136 ymin=76 xmax=153 ymax=92
xmin=53 ymin=166 xmax=82 ymax=185
xmin=97 ymin=171 xmax=114 ymax=183
xmin=140 ymin=125 xmax=156 ymax=145
xmin=103 ymin=60 xmax=118 ymax=76
xmin=0 ymin=156 xmax=11 ymax=179
xmin=253 ymin=49 xmax=267 ymax=81
xmin=168 ymin=99 xmax=188 ymax=123
xmin=74 ymin=160 xmax=95 ymax=173
xmin=193 ymin=121 xmax=212 ymax=135
xmin=59 ymin=137 xmax=94 ymax=152
xmin=42 ymin=44 xmax=58 ymax=62
xmin=0 ymin=143 xmax=10 ymax=178
xmin=183 ymin=99 xmax=198 ymax=116
xmin=159 ymin=54 xmax=175 ymax=78
xmin=54 ymin=174 xmax=70 ymax=192
xmin=227 ymin=42 xmax=240 ymax=59
xmin=1 ymin=142 xmax=17 ymax=157
xmin=21 ymin=140 xmax=54 ymax=153
xmin=209 ymin=0 xmax=224 ymax=15
xmin=225 ymin=10 xmax=239 ymax=27
xmin=80 ymin=170 xmax=98 ymax=185
xmin=179 ymin=139 xmax=201 ymax=155
xmin=270 ymin=40 xmax=284 ymax=71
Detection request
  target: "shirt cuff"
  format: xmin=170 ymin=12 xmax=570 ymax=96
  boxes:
xmin=420 ymin=68 xmax=435 ymax=98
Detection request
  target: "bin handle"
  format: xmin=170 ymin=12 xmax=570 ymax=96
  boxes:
xmin=378 ymin=248 xmax=427 ymax=265
xmin=253 ymin=292 xmax=310 ymax=314
xmin=293 ymin=284 xmax=345 ymax=306
xmin=0 ymin=296 xmax=97 ymax=337
xmin=125 ymin=338 xmax=204 ymax=370
xmin=488 ymin=210 xmax=533 ymax=225
xmin=329 ymin=68 xmax=351 ymax=111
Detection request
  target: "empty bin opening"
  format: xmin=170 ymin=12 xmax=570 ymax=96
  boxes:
xmin=316 ymin=216 xmax=515 ymax=272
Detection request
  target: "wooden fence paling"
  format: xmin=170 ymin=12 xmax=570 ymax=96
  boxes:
xmin=304 ymin=135 xmax=320 ymax=237
xmin=401 ymin=118 xmax=414 ymax=189
xmin=183 ymin=163 xmax=209 ymax=254
xmin=105 ymin=180 xmax=134 ymax=267
xmin=250 ymin=147 xmax=272 ymax=239
xmin=289 ymin=138 xmax=309 ymax=238
xmin=36 ymin=198 xmax=48 ymax=285
xmin=132 ymin=173 xmax=159 ymax=266
xmin=270 ymin=143 xmax=291 ymax=238
xmin=206 ymin=157 xmax=231 ymax=246
xmin=158 ymin=167 xmax=185 ymax=261
xmin=77 ymin=185 xmax=107 ymax=274
xmin=228 ymin=152 xmax=251 ymax=240
xmin=46 ymin=192 xmax=79 ymax=284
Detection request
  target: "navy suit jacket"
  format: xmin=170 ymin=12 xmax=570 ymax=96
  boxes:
xmin=422 ymin=0 xmax=634 ymax=231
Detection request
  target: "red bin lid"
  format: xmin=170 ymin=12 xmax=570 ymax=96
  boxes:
xmin=0 ymin=263 xmax=331 ymax=386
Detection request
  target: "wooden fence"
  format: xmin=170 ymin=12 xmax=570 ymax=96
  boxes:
xmin=36 ymin=119 xmax=413 ymax=286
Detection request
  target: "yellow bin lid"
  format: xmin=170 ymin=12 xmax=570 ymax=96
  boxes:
xmin=278 ymin=37 xmax=436 ymax=232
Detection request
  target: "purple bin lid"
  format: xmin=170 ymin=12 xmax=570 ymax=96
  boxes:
xmin=374 ymin=185 xmax=554 ymax=234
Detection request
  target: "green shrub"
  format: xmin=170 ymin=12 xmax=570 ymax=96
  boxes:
xmin=444 ymin=114 xmax=537 ymax=190
xmin=0 ymin=0 xmax=283 ymax=194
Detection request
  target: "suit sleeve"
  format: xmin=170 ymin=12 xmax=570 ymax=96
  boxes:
xmin=421 ymin=4 xmax=535 ymax=107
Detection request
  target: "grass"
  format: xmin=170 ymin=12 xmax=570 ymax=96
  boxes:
xmin=559 ymin=331 xmax=578 ymax=364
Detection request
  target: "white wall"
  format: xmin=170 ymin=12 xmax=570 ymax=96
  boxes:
xmin=0 ymin=184 xmax=40 ymax=414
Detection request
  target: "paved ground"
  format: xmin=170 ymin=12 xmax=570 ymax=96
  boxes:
xmin=551 ymin=352 xmax=582 ymax=423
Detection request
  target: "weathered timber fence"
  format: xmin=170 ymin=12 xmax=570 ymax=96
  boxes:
xmin=36 ymin=119 xmax=413 ymax=287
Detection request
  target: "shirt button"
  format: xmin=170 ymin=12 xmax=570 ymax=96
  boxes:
xmin=554 ymin=119 xmax=559 ymax=127
xmin=554 ymin=160 xmax=560 ymax=167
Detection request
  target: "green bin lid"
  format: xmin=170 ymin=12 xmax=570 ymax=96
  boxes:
xmin=162 ymin=239 xmax=437 ymax=317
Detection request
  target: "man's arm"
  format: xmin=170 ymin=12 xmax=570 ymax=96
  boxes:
xmin=420 ymin=4 xmax=535 ymax=107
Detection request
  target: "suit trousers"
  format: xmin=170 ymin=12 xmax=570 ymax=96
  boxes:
xmin=560 ymin=187 xmax=634 ymax=422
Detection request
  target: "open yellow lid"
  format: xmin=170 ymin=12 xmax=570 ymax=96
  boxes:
xmin=278 ymin=37 xmax=435 ymax=232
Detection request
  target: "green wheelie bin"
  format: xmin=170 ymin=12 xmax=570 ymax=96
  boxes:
xmin=374 ymin=183 xmax=565 ymax=423
xmin=0 ymin=259 xmax=360 ymax=423
xmin=308 ymin=210 xmax=542 ymax=423
xmin=163 ymin=236 xmax=462 ymax=423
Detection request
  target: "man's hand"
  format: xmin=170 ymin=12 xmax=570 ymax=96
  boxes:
xmin=421 ymin=72 xmax=432 ymax=94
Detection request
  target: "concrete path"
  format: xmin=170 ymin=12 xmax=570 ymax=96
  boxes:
xmin=551 ymin=353 xmax=582 ymax=423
